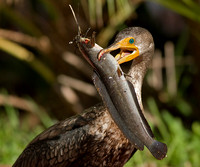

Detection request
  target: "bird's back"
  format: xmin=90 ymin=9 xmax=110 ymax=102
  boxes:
xmin=13 ymin=104 xmax=135 ymax=167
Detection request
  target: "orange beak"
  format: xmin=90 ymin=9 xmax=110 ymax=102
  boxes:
xmin=98 ymin=37 xmax=139 ymax=65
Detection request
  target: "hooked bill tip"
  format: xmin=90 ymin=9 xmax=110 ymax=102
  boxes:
xmin=97 ymin=50 xmax=104 ymax=61
xmin=148 ymin=140 xmax=168 ymax=160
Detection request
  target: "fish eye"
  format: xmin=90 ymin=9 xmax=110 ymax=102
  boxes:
xmin=129 ymin=38 xmax=134 ymax=44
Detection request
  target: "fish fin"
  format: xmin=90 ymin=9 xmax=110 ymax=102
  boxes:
xmin=127 ymin=80 xmax=154 ymax=138
xmin=148 ymin=140 xmax=167 ymax=160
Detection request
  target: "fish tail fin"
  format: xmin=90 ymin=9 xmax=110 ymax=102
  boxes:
xmin=148 ymin=140 xmax=167 ymax=160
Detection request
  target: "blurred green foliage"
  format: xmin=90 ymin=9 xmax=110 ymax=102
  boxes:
xmin=125 ymin=98 xmax=200 ymax=167
xmin=0 ymin=104 xmax=46 ymax=164
xmin=150 ymin=0 xmax=200 ymax=23
xmin=0 ymin=0 xmax=200 ymax=166
xmin=0 ymin=91 xmax=55 ymax=164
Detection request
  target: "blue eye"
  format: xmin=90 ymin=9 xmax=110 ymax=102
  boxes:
xmin=129 ymin=38 xmax=134 ymax=44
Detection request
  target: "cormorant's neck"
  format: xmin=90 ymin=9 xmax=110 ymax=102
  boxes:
xmin=127 ymin=50 xmax=153 ymax=110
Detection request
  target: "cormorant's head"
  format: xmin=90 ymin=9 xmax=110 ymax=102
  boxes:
xmin=98 ymin=27 xmax=154 ymax=64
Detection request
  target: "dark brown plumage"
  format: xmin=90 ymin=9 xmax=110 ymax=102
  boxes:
xmin=13 ymin=104 xmax=135 ymax=167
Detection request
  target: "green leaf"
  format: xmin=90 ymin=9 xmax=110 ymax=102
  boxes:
xmin=0 ymin=37 xmax=55 ymax=83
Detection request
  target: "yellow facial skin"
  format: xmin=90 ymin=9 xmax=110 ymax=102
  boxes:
xmin=98 ymin=37 xmax=139 ymax=65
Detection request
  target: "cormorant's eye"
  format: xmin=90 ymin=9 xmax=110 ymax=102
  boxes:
xmin=129 ymin=38 xmax=134 ymax=44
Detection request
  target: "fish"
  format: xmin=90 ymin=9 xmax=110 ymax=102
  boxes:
xmin=70 ymin=5 xmax=167 ymax=160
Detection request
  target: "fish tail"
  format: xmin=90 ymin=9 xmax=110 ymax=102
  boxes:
xmin=148 ymin=140 xmax=167 ymax=160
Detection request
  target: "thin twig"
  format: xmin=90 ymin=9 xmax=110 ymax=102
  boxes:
xmin=62 ymin=51 xmax=92 ymax=77
xmin=0 ymin=94 xmax=39 ymax=113
xmin=0 ymin=29 xmax=50 ymax=53
xmin=165 ymin=41 xmax=177 ymax=96
xmin=57 ymin=74 xmax=97 ymax=96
